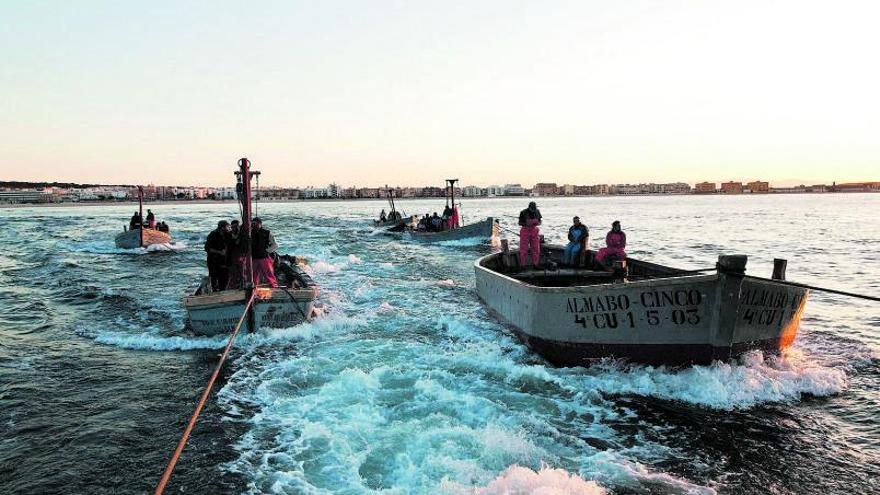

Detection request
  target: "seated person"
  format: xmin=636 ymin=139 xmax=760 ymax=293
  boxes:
xmin=562 ymin=216 xmax=588 ymax=265
xmin=595 ymin=220 xmax=626 ymax=265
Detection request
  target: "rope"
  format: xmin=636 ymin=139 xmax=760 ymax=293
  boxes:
xmin=154 ymin=292 xmax=258 ymax=495
xmin=744 ymin=275 xmax=880 ymax=302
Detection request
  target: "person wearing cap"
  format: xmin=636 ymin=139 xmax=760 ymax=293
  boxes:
xmin=251 ymin=217 xmax=279 ymax=287
xmin=595 ymin=220 xmax=627 ymax=265
xmin=205 ymin=220 xmax=231 ymax=291
xmin=518 ymin=201 xmax=543 ymax=268
xmin=562 ymin=216 xmax=589 ymax=266
xmin=225 ymin=220 xmax=247 ymax=289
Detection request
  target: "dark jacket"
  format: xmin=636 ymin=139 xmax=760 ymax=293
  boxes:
xmin=204 ymin=229 xmax=227 ymax=264
xmin=518 ymin=208 xmax=542 ymax=227
xmin=252 ymin=228 xmax=272 ymax=259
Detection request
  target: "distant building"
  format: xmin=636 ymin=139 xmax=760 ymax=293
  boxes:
xmin=486 ymin=185 xmax=504 ymax=197
xmin=560 ymin=184 xmax=575 ymax=196
xmin=0 ymin=189 xmax=52 ymax=203
xmin=532 ymin=183 xmax=558 ymax=196
xmin=503 ymin=184 xmax=525 ymax=196
xmin=592 ymin=184 xmax=610 ymax=195
xmin=461 ymin=185 xmax=483 ymax=197
xmin=694 ymin=182 xmax=716 ymax=194
xmin=837 ymin=182 xmax=880 ymax=192
xmin=720 ymin=181 xmax=743 ymax=194
xmin=746 ymin=181 xmax=770 ymax=193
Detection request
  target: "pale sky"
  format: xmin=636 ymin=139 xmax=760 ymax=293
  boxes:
xmin=1 ymin=1 xmax=878 ymax=187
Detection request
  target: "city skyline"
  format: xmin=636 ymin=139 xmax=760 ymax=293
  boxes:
xmin=2 ymin=2 xmax=878 ymax=186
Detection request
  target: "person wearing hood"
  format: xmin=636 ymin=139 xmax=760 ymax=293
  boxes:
xmin=251 ymin=217 xmax=278 ymax=287
xmin=596 ymin=220 xmax=627 ymax=264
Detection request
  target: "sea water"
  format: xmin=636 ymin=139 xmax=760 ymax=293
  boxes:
xmin=0 ymin=194 xmax=877 ymax=494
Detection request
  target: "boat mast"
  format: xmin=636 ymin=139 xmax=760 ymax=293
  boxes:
xmin=237 ymin=158 xmax=257 ymax=288
xmin=138 ymin=185 xmax=144 ymax=247
xmin=445 ymin=178 xmax=458 ymax=208
xmin=386 ymin=185 xmax=397 ymax=215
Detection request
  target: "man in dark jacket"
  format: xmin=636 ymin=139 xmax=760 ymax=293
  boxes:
xmin=251 ymin=217 xmax=278 ymax=287
xmin=205 ymin=220 xmax=230 ymax=291
xmin=129 ymin=211 xmax=142 ymax=230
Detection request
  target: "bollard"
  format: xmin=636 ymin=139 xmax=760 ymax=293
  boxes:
xmin=772 ymin=259 xmax=787 ymax=281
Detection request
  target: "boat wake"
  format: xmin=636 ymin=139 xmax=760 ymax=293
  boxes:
xmin=566 ymin=348 xmax=847 ymax=411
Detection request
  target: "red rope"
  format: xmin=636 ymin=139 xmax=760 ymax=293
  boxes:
xmin=154 ymin=292 xmax=257 ymax=495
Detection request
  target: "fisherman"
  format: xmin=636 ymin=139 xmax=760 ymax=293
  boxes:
xmin=596 ymin=220 xmax=627 ymax=265
xmin=205 ymin=220 xmax=231 ymax=292
xmin=129 ymin=211 xmax=142 ymax=230
xmin=157 ymin=221 xmax=169 ymax=233
xmin=417 ymin=216 xmax=427 ymax=231
xmin=379 ymin=209 xmax=387 ymax=222
xmin=518 ymin=201 xmax=542 ymax=268
xmin=451 ymin=204 xmax=460 ymax=229
xmin=430 ymin=212 xmax=443 ymax=232
xmin=562 ymin=216 xmax=589 ymax=266
xmin=251 ymin=217 xmax=278 ymax=287
xmin=146 ymin=209 xmax=156 ymax=229
xmin=442 ymin=205 xmax=453 ymax=230
xmin=225 ymin=220 xmax=246 ymax=289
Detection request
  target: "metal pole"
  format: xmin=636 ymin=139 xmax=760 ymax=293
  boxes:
xmin=239 ymin=158 xmax=254 ymax=288
xmin=138 ymin=186 xmax=144 ymax=247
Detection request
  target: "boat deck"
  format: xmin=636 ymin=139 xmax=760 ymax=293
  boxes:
xmin=481 ymin=245 xmax=695 ymax=287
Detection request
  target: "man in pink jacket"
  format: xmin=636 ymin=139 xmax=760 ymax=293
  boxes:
xmin=518 ymin=202 xmax=542 ymax=268
xmin=596 ymin=220 xmax=626 ymax=264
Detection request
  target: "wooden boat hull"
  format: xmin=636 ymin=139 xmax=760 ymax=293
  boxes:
xmin=407 ymin=217 xmax=498 ymax=243
xmin=474 ymin=250 xmax=809 ymax=366
xmin=184 ymin=287 xmax=319 ymax=336
xmin=114 ymin=229 xmax=172 ymax=249
xmin=373 ymin=215 xmax=417 ymax=230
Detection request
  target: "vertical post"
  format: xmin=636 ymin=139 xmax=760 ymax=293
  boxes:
xmin=138 ymin=186 xmax=144 ymax=247
xmin=239 ymin=158 xmax=254 ymax=289
xmin=772 ymin=259 xmax=787 ymax=281
xmin=712 ymin=255 xmax=747 ymax=361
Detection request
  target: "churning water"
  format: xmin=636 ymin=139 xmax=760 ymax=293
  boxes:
xmin=0 ymin=194 xmax=878 ymax=494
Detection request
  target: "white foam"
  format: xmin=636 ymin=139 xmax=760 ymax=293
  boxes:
xmin=437 ymin=279 xmax=456 ymax=287
xmin=305 ymin=260 xmax=341 ymax=274
xmin=441 ymin=465 xmax=607 ymax=495
xmin=347 ymin=254 xmax=363 ymax=264
xmin=577 ymin=350 xmax=847 ymax=410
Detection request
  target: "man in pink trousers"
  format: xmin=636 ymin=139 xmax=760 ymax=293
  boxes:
xmin=250 ymin=217 xmax=279 ymax=287
xmin=518 ymin=201 xmax=542 ymax=268
xmin=596 ymin=220 xmax=627 ymax=264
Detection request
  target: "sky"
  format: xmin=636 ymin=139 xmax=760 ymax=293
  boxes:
xmin=1 ymin=0 xmax=878 ymax=187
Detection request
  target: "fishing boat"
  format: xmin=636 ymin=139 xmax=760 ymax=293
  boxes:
xmin=372 ymin=186 xmax=416 ymax=231
xmin=405 ymin=178 xmax=499 ymax=243
xmin=183 ymin=158 xmax=320 ymax=335
xmin=407 ymin=216 xmax=499 ymax=243
xmin=474 ymin=244 xmax=809 ymax=366
xmin=114 ymin=186 xmax=172 ymax=249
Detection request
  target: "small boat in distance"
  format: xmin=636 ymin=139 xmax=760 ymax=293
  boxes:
xmin=372 ymin=186 xmax=417 ymax=231
xmin=114 ymin=186 xmax=172 ymax=249
xmin=183 ymin=158 xmax=320 ymax=335
xmin=475 ymin=244 xmax=808 ymax=366
xmin=405 ymin=178 xmax=499 ymax=243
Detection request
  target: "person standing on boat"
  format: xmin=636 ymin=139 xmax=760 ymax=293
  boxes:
xmin=379 ymin=209 xmax=387 ymax=222
xmin=146 ymin=209 xmax=156 ymax=229
xmin=225 ymin=220 xmax=246 ymax=289
xmin=442 ymin=205 xmax=453 ymax=230
xmin=562 ymin=216 xmax=588 ymax=266
xmin=251 ymin=217 xmax=278 ymax=287
xmin=205 ymin=220 xmax=230 ymax=292
xmin=518 ymin=201 xmax=542 ymax=268
xmin=596 ymin=220 xmax=626 ymax=264
xmin=451 ymin=204 xmax=460 ymax=229
xmin=129 ymin=211 xmax=142 ymax=230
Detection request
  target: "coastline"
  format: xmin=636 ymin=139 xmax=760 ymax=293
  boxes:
xmin=0 ymin=191 xmax=877 ymax=209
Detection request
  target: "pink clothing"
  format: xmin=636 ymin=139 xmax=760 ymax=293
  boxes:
xmin=452 ymin=207 xmax=460 ymax=229
xmin=252 ymin=257 xmax=278 ymax=287
xmin=148 ymin=219 xmax=156 ymax=229
xmin=519 ymin=223 xmax=541 ymax=267
xmin=596 ymin=230 xmax=626 ymax=263
xmin=226 ymin=256 xmax=248 ymax=290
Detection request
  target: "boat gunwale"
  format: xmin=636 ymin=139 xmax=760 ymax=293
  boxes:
xmin=474 ymin=251 xmax=719 ymax=292
xmin=406 ymin=217 xmax=497 ymax=241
